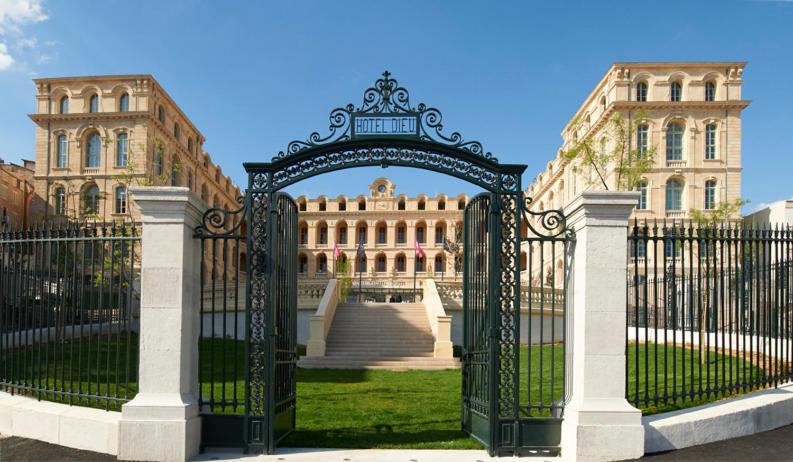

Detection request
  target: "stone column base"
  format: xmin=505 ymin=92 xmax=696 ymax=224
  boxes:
xmin=118 ymin=394 xmax=201 ymax=462
xmin=434 ymin=341 xmax=453 ymax=358
xmin=562 ymin=398 xmax=644 ymax=462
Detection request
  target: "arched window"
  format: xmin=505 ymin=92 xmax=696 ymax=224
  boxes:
xmin=317 ymin=222 xmax=328 ymax=245
xmin=415 ymin=254 xmax=425 ymax=272
xmin=704 ymin=180 xmax=717 ymax=210
xmin=637 ymin=180 xmax=648 ymax=210
xmin=56 ymin=134 xmax=68 ymax=168
xmin=395 ymin=254 xmax=406 ymax=273
xmin=116 ymin=133 xmax=128 ymax=167
xmin=600 ymin=95 xmax=607 ymax=112
xmin=158 ymin=105 xmax=165 ymax=124
xmin=434 ymin=254 xmax=444 ymax=274
xmin=705 ymin=81 xmax=716 ymax=102
xmin=666 ymin=123 xmax=684 ymax=161
xmin=416 ymin=222 xmax=426 ymax=243
xmin=357 ymin=222 xmax=367 ymax=244
xmin=201 ymin=184 xmax=208 ymax=202
xmin=119 ymin=93 xmax=129 ymax=112
xmin=187 ymin=171 xmax=194 ymax=190
xmin=85 ymin=132 xmax=101 ymax=168
xmin=376 ymin=222 xmax=387 ymax=244
xmin=174 ymin=123 xmax=180 ymax=140
xmin=670 ymin=81 xmax=682 ymax=102
xmin=54 ymin=186 xmax=66 ymax=215
xmin=319 ymin=198 xmax=326 ymax=211
xmin=59 ymin=96 xmax=69 ymax=114
xmin=398 ymin=198 xmax=405 ymax=210
xmin=418 ymin=198 xmax=426 ymax=210
xmin=213 ymin=195 xmax=219 ymax=209
xmin=636 ymin=82 xmax=648 ymax=102
xmin=154 ymin=146 xmax=164 ymax=176
xmin=317 ymin=254 xmax=328 ymax=274
xmin=435 ymin=222 xmax=446 ymax=244
xmin=665 ymin=179 xmax=683 ymax=211
xmin=188 ymin=137 xmax=194 ymax=154
xmin=338 ymin=198 xmax=346 ymax=211
xmin=88 ymin=94 xmax=99 ymax=113
xmin=115 ymin=186 xmax=127 ymax=214
xmin=298 ymin=199 xmax=306 ymax=211
xmin=356 ymin=254 xmax=367 ymax=273
xmin=299 ymin=222 xmax=308 ymax=245
xmin=337 ymin=222 xmax=348 ymax=245
xmin=358 ymin=199 xmax=366 ymax=211
xmin=458 ymin=198 xmax=466 ymax=210
xmin=376 ymin=254 xmax=386 ymax=273
xmin=636 ymin=124 xmax=649 ymax=157
xmin=298 ymin=254 xmax=308 ymax=274
xmin=396 ymin=222 xmax=406 ymax=244
xmin=171 ymin=157 xmax=180 ymax=186
xmin=83 ymin=185 xmax=101 ymax=215
xmin=705 ymin=123 xmax=717 ymax=160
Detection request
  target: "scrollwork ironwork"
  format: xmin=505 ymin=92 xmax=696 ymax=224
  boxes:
xmin=194 ymin=195 xmax=246 ymax=237
xmin=273 ymin=71 xmax=497 ymax=163
xmin=521 ymin=195 xmax=573 ymax=239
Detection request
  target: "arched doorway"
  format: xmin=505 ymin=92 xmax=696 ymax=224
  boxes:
xmin=195 ymin=72 xmax=571 ymax=457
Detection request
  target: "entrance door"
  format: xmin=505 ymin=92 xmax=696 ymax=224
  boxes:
xmin=270 ymin=193 xmax=298 ymax=448
xmin=461 ymin=193 xmax=497 ymax=450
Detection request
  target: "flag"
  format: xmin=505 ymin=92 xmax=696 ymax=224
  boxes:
xmin=415 ymin=240 xmax=425 ymax=260
xmin=442 ymin=236 xmax=452 ymax=253
xmin=333 ymin=241 xmax=341 ymax=258
xmin=356 ymin=240 xmax=366 ymax=258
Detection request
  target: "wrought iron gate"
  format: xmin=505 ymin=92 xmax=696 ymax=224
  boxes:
xmin=194 ymin=71 xmax=572 ymax=456
xmin=462 ymin=193 xmax=497 ymax=448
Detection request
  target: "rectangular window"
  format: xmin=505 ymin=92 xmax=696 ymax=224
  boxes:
xmin=115 ymin=188 xmax=127 ymax=214
xmin=57 ymin=135 xmax=68 ymax=168
xmin=637 ymin=183 xmax=648 ymax=210
xmin=705 ymin=186 xmax=716 ymax=210
xmin=636 ymin=125 xmax=648 ymax=157
xmin=117 ymin=134 xmax=128 ymax=167
xmin=705 ymin=124 xmax=717 ymax=160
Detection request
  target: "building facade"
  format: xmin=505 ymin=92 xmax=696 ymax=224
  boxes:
xmin=295 ymin=178 xmax=468 ymax=295
xmin=528 ymin=62 xmax=748 ymax=220
xmin=525 ymin=62 xmax=750 ymax=281
xmin=28 ymin=75 xmax=241 ymax=223
xmin=0 ymin=160 xmax=36 ymax=229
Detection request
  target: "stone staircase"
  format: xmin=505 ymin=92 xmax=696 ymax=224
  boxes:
xmin=298 ymin=303 xmax=460 ymax=370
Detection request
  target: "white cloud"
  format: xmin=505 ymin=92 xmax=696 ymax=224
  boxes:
xmin=15 ymin=36 xmax=35 ymax=49
xmin=0 ymin=0 xmax=47 ymax=34
xmin=0 ymin=42 xmax=13 ymax=69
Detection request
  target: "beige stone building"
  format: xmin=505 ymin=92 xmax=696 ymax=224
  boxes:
xmin=525 ymin=62 xmax=750 ymax=280
xmin=528 ymin=62 xmax=749 ymax=221
xmin=28 ymin=75 xmax=241 ymax=223
xmin=0 ymin=159 xmax=36 ymax=229
xmin=295 ymin=178 xmax=468 ymax=299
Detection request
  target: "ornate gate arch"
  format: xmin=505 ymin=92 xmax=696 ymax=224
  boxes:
xmin=196 ymin=71 xmax=570 ymax=457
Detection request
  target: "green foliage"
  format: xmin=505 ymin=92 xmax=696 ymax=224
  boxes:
xmin=690 ymin=198 xmax=749 ymax=226
xmin=336 ymin=257 xmax=352 ymax=301
xmin=562 ymin=112 xmax=656 ymax=191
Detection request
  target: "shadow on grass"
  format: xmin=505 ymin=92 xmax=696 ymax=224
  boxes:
xmin=296 ymin=368 xmax=370 ymax=384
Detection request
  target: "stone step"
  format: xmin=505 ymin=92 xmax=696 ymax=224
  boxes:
xmin=297 ymin=357 xmax=460 ymax=371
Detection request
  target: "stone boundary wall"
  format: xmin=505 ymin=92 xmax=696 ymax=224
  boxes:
xmin=0 ymin=392 xmax=120 ymax=455
xmin=644 ymin=381 xmax=793 ymax=453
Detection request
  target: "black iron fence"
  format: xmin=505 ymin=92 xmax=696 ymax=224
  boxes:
xmin=0 ymin=222 xmax=140 ymax=410
xmin=627 ymin=220 xmax=793 ymax=412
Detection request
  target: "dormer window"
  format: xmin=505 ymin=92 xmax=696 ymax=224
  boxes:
xmin=119 ymin=93 xmax=129 ymax=112
xmin=88 ymin=94 xmax=99 ymax=113
xmin=705 ymin=81 xmax=716 ymax=102
xmin=59 ymin=96 xmax=69 ymax=114
xmin=158 ymin=105 xmax=165 ymax=124
xmin=636 ymin=82 xmax=648 ymax=102
xmin=670 ymin=82 xmax=682 ymax=102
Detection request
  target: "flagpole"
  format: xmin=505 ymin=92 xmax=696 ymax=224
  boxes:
xmin=413 ymin=245 xmax=417 ymax=303
xmin=358 ymin=258 xmax=363 ymax=303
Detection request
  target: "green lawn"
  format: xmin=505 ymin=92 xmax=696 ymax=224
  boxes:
xmin=0 ymin=335 xmax=770 ymax=449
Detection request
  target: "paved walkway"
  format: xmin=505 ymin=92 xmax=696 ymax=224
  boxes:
xmin=4 ymin=425 xmax=793 ymax=461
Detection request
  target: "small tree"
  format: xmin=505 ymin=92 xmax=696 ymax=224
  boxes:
xmin=336 ymin=257 xmax=352 ymax=302
xmin=562 ymin=112 xmax=656 ymax=192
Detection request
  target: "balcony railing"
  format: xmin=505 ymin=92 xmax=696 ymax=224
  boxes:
xmin=666 ymin=160 xmax=686 ymax=168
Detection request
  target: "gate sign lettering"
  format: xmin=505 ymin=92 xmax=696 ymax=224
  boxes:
xmin=352 ymin=114 xmax=419 ymax=138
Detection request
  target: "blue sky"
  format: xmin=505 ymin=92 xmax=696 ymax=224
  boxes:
xmin=0 ymin=0 xmax=791 ymax=211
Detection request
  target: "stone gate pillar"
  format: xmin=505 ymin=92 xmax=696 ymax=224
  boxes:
xmin=118 ymin=187 xmax=204 ymax=462
xmin=561 ymin=191 xmax=644 ymax=461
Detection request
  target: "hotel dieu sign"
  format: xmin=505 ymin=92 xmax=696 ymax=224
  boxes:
xmin=351 ymin=113 xmax=420 ymax=139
